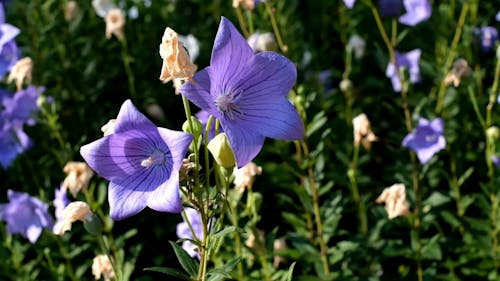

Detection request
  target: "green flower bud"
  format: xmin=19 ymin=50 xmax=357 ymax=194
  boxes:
xmin=182 ymin=116 xmax=203 ymax=139
xmin=207 ymin=133 xmax=236 ymax=168
xmin=339 ymin=79 xmax=352 ymax=93
xmin=487 ymin=126 xmax=500 ymax=141
xmin=83 ymin=213 xmax=104 ymax=235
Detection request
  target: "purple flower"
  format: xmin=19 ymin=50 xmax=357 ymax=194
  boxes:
xmin=0 ymin=124 xmax=32 ymax=168
xmin=0 ymin=3 xmax=19 ymax=77
xmin=176 ymin=208 xmax=203 ymax=258
xmin=496 ymin=11 xmax=500 ymax=22
xmin=475 ymin=26 xmax=498 ymax=53
xmin=180 ymin=17 xmax=304 ymax=167
xmin=379 ymin=0 xmax=403 ymax=17
xmin=2 ymin=86 xmax=43 ymax=127
xmin=492 ymin=155 xmax=500 ymax=167
xmin=0 ymin=190 xmax=53 ymax=243
xmin=399 ymin=0 xmax=432 ymax=26
xmin=386 ymin=49 xmax=421 ymax=92
xmin=53 ymin=186 xmax=70 ymax=221
xmin=343 ymin=0 xmax=355 ymax=8
xmin=80 ymin=100 xmax=193 ymax=220
xmin=402 ymin=118 xmax=446 ymax=164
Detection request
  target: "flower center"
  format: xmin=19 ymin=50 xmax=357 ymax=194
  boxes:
xmin=425 ymin=134 xmax=437 ymax=143
xmin=215 ymin=91 xmax=243 ymax=120
xmin=140 ymin=149 xmax=166 ymax=168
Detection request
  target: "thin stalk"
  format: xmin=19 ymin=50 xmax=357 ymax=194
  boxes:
xmin=486 ymin=54 xmax=500 ymax=125
xmin=234 ymin=6 xmax=250 ymax=38
xmin=348 ymin=145 xmax=368 ymax=234
xmin=229 ymin=197 xmax=245 ymax=281
xmin=300 ymin=140 xmax=330 ymax=275
xmin=97 ymin=235 xmax=120 ymax=281
xmin=435 ymin=2 xmax=469 ymax=114
xmin=182 ymin=96 xmax=201 ymax=192
xmin=264 ymin=1 xmax=288 ymax=53
xmin=120 ymin=36 xmax=137 ymax=101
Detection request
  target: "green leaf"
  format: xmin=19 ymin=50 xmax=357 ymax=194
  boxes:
xmin=143 ymin=267 xmax=192 ymax=281
xmin=306 ymin=111 xmax=327 ymax=137
xmin=207 ymin=257 xmax=242 ymax=281
xmin=421 ymin=235 xmax=442 ymax=260
xmin=457 ymin=167 xmax=474 ymax=187
xmin=283 ymin=262 xmax=296 ymax=281
xmin=212 ymin=226 xmax=237 ymax=239
xmin=423 ymin=192 xmax=450 ymax=208
xmin=169 ymin=241 xmax=199 ymax=277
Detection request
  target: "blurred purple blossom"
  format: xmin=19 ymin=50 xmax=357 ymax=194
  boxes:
xmin=496 ymin=11 xmax=500 ymax=22
xmin=0 ymin=2 xmax=19 ymax=77
xmin=0 ymin=124 xmax=32 ymax=168
xmin=475 ymin=26 xmax=498 ymax=53
xmin=343 ymin=0 xmax=355 ymax=9
xmin=53 ymin=186 xmax=70 ymax=221
xmin=180 ymin=17 xmax=304 ymax=167
xmin=2 ymin=86 xmax=43 ymax=127
xmin=379 ymin=0 xmax=403 ymax=17
xmin=492 ymin=155 xmax=500 ymax=167
xmin=176 ymin=208 xmax=203 ymax=258
xmin=399 ymin=0 xmax=432 ymax=26
xmin=0 ymin=190 xmax=53 ymax=243
xmin=386 ymin=49 xmax=421 ymax=92
xmin=402 ymin=118 xmax=446 ymax=164
xmin=80 ymin=100 xmax=193 ymax=220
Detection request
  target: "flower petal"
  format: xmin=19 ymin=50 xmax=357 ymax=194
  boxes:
xmin=430 ymin=118 xmax=443 ymax=133
xmin=114 ymin=99 xmax=158 ymax=133
xmin=180 ymin=69 xmax=214 ymax=111
xmin=146 ymin=174 xmax=183 ymax=213
xmin=26 ymin=224 xmax=42 ymax=243
xmin=222 ymin=124 xmax=265 ymax=167
xmin=234 ymin=52 xmax=297 ymax=98
xmin=107 ymin=181 xmax=148 ymax=220
xmin=235 ymin=97 xmax=304 ymax=140
xmin=209 ymin=17 xmax=254 ymax=94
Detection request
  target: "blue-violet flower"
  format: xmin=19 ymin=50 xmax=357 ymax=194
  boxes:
xmin=402 ymin=117 xmax=446 ymax=164
xmin=399 ymin=0 xmax=432 ymax=26
xmin=80 ymin=100 xmax=193 ymax=220
xmin=0 ymin=190 xmax=53 ymax=243
xmin=386 ymin=49 xmax=421 ymax=92
xmin=180 ymin=17 xmax=304 ymax=167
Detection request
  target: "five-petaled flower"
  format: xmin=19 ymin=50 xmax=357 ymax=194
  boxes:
xmin=180 ymin=17 xmax=304 ymax=167
xmin=386 ymin=49 xmax=421 ymax=92
xmin=80 ymin=100 xmax=193 ymax=220
xmin=399 ymin=0 xmax=432 ymax=26
xmin=0 ymin=189 xmax=53 ymax=243
xmin=402 ymin=117 xmax=446 ymax=164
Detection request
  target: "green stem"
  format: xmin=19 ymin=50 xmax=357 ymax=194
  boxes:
xmin=229 ymin=195 xmax=244 ymax=281
xmin=264 ymin=2 xmax=288 ymax=53
xmin=300 ymin=140 xmax=330 ymax=275
xmin=486 ymin=53 xmax=500 ymax=125
xmin=435 ymin=2 xmax=469 ymax=114
xmin=97 ymin=236 xmax=120 ymax=281
xmin=467 ymin=86 xmax=486 ymax=130
xmin=182 ymin=96 xmax=201 ymax=192
xmin=120 ymin=36 xmax=137 ymax=101
xmin=348 ymin=145 xmax=368 ymax=234
xmin=234 ymin=6 xmax=250 ymax=38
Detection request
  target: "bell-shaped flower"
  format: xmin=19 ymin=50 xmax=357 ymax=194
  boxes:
xmin=80 ymin=100 xmax=193 ymax=220
xmin=352 ymin=113 xmax=378 ymax=150
xmin=402 ymin=117 xmax=445 ymax=164
xmin=475 ymin=26 xmax=498 ymax=53
xmin=180 ymin=17 xmax=304 ymax=167
xmin=399 ymin=0 xmax=432 ymax=26
xmin=105 ymin=8 xmax=125 ymax=40
xmin=61 ymin=161 xmax=94 ymax=197
xmin=159 ymin=27 xmax=197 ymax=83
xmin=92 ymin=254 xmax=115 ymax=281
xmin=7 ymin=57 xmax=32 ymax=91
xmin=0 ymin=190 xmax=53 ymax=243
xmin=375 ymin=183 xmax=410 ymax=219
xmin=386 ymin=49 xmax=421 ymax=92
xmin=53 ymin=201 xmax=93 ymax=235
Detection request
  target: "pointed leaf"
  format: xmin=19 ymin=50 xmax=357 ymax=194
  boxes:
xmin=143 ymin=267 xmax=192 ymax=281
xmin=283 ymin=262 xmax=296 ymax=281
xmin=169 ymin=241 xmax=199 ymax=277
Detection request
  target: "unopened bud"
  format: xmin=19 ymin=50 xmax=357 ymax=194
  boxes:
xmin=84 ymin=213 xmax=103 ymax=235
xmin=182 ymin=116 xmax=203 ymax=138
xmin=487 ymin=126 xmax=500 ymax=141
xmin=207 ymin=133 xmax=236 ymax=168
xmin=339 ymin=79 xmax=353 ymax=93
